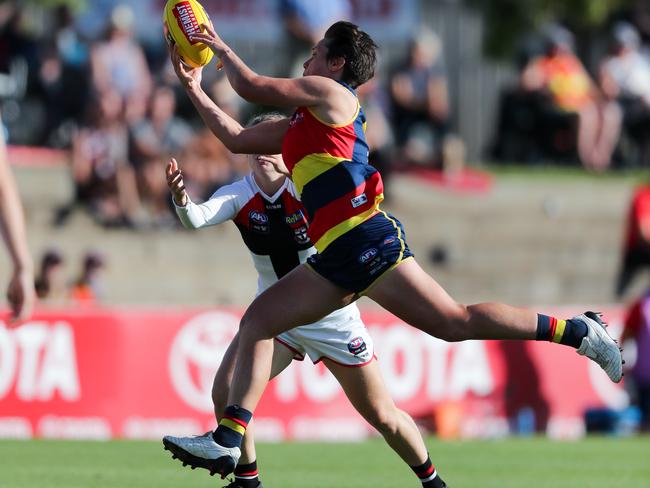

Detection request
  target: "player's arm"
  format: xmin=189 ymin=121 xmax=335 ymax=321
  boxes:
xmin=190 ymin=23 xmax=337 ymax=108
xmin=0 ymin=124 xmax=35 ymax=321
xmin=171 ymin=47 xmax=289 ymax=158
xmin=166 ymin=158 xmax=238 ymax=228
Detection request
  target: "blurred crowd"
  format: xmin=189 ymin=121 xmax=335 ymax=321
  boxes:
xmin=2 ymin=1 xmax=650 ymax=229
xmin=33 ymin=248 xmax=105 ymax=306
xmin=492 ymin=21 xmax=650 ymax=170
xmin=0 ymin=1 xmax=462 ymax=228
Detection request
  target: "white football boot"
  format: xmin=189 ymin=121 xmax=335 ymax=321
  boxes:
xmin=575 ymin=311 xmax=623 ymax=383
xmin=163 ymin=433 xmax=241 ymax=478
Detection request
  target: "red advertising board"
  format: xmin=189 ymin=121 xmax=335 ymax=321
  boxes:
xmin=0 ymin=306 xmax=626 ymax=441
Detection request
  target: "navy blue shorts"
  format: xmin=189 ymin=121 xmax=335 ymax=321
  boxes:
xmin=306 ymin=211 xmax=414 ymax=294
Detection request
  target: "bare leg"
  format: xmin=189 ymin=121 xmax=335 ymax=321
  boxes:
xmin=228 ymin=265 xmax=354 ymax=412
xmin=212 ymin=333 xmax=294 ymax=463
xmin=590 ymin=101 xmax=622 ymax=171
xmin=324 ymin=359 xmax=428 ymax=466
xmin=576 ymin=103 xmax=599 ymax=169
xmin=366 ymin=258 xmax=537 ymax=342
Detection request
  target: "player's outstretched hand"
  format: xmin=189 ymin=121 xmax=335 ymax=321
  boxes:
xmin=169 ymin=45 xmax=203 ymax=91
xmin=166 ymin=158 xmax=188 ymax=206
xmin=6 ymin=266 xmax=35 ymax=324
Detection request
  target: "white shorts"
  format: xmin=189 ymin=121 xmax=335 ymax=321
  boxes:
xmin=275 ymin=303 xmax=375 ymax=367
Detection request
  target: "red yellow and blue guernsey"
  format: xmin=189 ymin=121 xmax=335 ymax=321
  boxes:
xmin=282 ymin=82 xmax=414 ymax=294
xmin=281 ymin=82 xmax=384 ymax=253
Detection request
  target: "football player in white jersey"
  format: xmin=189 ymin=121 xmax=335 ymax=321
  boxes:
xmin=163 ymin=114 xmax=443 ymax=488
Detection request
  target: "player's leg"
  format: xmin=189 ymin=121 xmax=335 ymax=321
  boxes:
xmin=324 ymin=359 xmax=446 ymax=487
xmin=227 ymin=264 xmax=354 ymax=411
xmin=202 ymin=265 xmax=354 ymax=476
xmin=212 ymin=336 xmax=294 ymax=463
xmin=366 ymin=258 xmax=537 ymax=342
xmin=164 ymin=334 xmax=295 ymax=485
xmin=365 ymin=257 xmax=622 ymax=381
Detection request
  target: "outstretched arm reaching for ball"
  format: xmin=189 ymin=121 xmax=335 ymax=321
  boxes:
xmin=191 ymin=23 xmax=343 ymax=109
xmin=166 ymin=157 xmax=241 ymax=229
xmin=170 ymin=46 xmax=290 ymax=157
xmin=189 ymin=23 xmax=358 ymax=125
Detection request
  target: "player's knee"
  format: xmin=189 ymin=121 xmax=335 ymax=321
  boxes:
xmin=239 ymin=312 xmax=272 ymax=341
xmin=365 ymin=406 xmax=399 ymax=436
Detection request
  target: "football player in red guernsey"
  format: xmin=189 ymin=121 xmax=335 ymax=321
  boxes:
xmin=163 ymin=20 xmax=622 ymax=483
xmin=164 ymin=113 xmax=442 ymax=488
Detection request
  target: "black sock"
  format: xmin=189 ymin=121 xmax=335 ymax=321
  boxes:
xmin=213 ymin=405 xmax=253 ymax=448
xmin=535 ymin=314 xmax=587 ymax=349
xmin=411 ymin=456 xmax=446 ymax=487
xmin=234 ymin=460 xmax=260 ymax=487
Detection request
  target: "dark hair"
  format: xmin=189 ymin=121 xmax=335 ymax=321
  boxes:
xmin=324 ymin=21 xmax=377 ymax=88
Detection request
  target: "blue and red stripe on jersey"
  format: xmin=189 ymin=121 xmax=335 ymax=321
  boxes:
xmin=281 ymin=83 xmax=384 ymax=252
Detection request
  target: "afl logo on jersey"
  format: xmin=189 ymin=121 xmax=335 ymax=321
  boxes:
xmin=347 ymin=336 xmax=367 ymax=356
xmin=249 ymin=210 xmax=269 ymax=233
xmin=359 ymin=248 xmax=378 ymax=264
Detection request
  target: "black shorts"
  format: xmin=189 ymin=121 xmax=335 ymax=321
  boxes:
xmin=306 ymin=211 xmax=414 ymax=294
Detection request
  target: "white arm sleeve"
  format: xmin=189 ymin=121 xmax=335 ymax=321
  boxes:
xmin=174 ymin=181 xmax=246 ymax=229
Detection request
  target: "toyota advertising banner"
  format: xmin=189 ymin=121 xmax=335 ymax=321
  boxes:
xmin=0 ymin=307 xmax=625 ymax=441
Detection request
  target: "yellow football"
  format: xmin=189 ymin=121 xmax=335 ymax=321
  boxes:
xmin=163 ymin=0 xmax=214 ymax=68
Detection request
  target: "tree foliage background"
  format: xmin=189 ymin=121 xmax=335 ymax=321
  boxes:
xmin=464 ymin=0 xmax=632 ymax=58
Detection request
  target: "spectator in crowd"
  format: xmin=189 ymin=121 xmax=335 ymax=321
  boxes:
xmin=388 ymin=28 xmax=452 ymax=169
xmin=520 ymin=23 xmax=622 ymax=171
xmin=278 ymin=0 xmax=351 ymax=77
xmin=129 ymin=84 xmax=192 ymax=225
xmin=616 ymin=183 xmax=650 ymax=297
xmin=89 ymin=5 xmax=152 ymax=107
xmin=69 ymin=251 xmax=105 ymax=304
xmin=599 ymin=21 xmax=650 ymax=166
xmin=37 ymin=4 xmax=90 ymax=146
xmin=621 ymin=290 xmax=650 ymax=431
xmin=34 ymin=248 xmax=67 ymax=303
xmin=61 ymin=88 xmax=141 ymax=227
xmin=0 ymin=113 xmax=34 ymax=321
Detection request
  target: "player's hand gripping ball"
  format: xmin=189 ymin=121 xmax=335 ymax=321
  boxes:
xmin=163 ymin=0 xmax=213 ymax=68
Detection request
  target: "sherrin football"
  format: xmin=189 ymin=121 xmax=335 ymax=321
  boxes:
xmin=163 ymin=0 xmax=214 ymax=68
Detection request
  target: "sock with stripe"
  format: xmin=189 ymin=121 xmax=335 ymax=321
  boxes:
xmin=411 ymin=456 xmax=446 ymax=487
xmin=535 ymin=314 xmax=587 ymax=349
xmin=234 ymin=460 xmax=260 ymax=487
xmin=213 ymin=405 xmax=253 ymax=448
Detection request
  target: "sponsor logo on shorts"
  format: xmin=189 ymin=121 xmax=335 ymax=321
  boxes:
xmin=359 ymin=248 xmax=378 ymax=264
xmin=383 ymin=236 xmax=396 ymax=245
xmin=348 ymin=336 xmax=368 ymax=356
xmin=350 ymin=193 xmax=368 ymax=208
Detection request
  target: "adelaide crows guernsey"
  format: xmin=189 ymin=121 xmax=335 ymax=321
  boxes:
xmin=281 ymin=82 xmax=384 ymax=252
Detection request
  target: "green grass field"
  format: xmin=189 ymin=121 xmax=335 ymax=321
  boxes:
xmin=1 ymin=437 xmax=649 ymax=488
